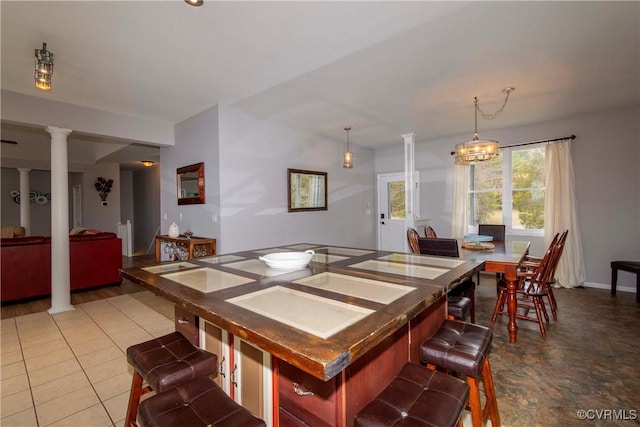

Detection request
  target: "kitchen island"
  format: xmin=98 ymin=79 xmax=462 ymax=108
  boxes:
xmin=120 ymin=243 xmax=482 ymax=426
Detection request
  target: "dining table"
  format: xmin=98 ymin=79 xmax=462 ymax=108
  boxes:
xmin=458 ymin=239 xmax=531 ymax=343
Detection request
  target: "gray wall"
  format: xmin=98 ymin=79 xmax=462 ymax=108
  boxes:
xmin=160 ymin=105 xmax=222 ymax=250
xmin=159 ymin=104 xmax=376 ymax=255
xmin=0 ymin=168 xmax=84 ymax=236
xmin=375 ymin=106 xmax=640 ymax=288
xmin=133 ymin=165 xmax=161 ymax=255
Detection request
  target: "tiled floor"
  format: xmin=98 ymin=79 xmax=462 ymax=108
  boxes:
xmin=1 ymin=291 xmax=174 ymax=427
xmin=1 ymin=269 xmax=639 ymax=426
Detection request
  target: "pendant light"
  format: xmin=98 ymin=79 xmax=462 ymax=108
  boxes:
xmin=34 ymin=42 xmax=53 ymax=91
xmin=343 ymin=127 xmax=353 ymax=169
xmin=453 ymin=87 xmax=514 ymax=165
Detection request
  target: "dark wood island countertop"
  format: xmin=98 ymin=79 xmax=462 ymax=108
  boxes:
xmin=119 ymin=243 xmax=482 ymax=381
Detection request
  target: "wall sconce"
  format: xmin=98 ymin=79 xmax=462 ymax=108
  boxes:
xmin=94 ymin=176 xmax=113 ymax=206
xmin=34 ymin=42 xmax=54 ymax=91
xmin=343 ymin=127 xmax=353 ymax=169
xmin=141 ymin=160 xmax=155 ymax=167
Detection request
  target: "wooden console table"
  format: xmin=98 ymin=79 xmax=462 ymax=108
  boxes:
xmin=154 ymin=235 xmax=216 ymax=262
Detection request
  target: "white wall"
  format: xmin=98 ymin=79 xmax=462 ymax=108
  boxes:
xmin=376 ymin=106 xmax=640 ymax=288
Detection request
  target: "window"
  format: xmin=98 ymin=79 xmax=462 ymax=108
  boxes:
xmin=388 ymin=180 xmax=405 ymax=219
xmin=468 ymin=144 xmax=545 ymax=234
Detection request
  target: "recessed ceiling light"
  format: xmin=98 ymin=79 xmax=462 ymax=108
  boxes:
xmin=141 ymin=161 xmax=155 ymax=167
xmin=184 ymin=0 xmax=203 ymax=6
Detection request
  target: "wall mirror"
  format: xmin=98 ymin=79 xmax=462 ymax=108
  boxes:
xmin=177 ymin=162 xmax=205 ymax=205
xmin=288 ymin=168 xmax=327 ymax=212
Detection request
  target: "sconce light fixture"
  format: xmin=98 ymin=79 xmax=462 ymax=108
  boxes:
xmin=141 ymin=160 xmax=155 ymax=167
xmin=452 ymin=87 xmax=515 ymax=165
xmin=34 ymin=42 xmax=54 ymax=91
xmin=184 ymin=0 xmax=204 ymax=6
xmin=343 ymin=127 xmax=353 ymax=169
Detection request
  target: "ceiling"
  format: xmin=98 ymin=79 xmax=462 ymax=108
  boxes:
xmin=1 ymin=1 xmax=639 ymax=170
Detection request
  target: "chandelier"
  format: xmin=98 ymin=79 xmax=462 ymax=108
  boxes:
xmin=453 ymin=87 xmax=514 ymax=165
xmin=34 ymin=42 xmax=54 ymax=91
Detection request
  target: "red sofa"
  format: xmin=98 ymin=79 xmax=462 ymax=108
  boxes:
xmin=1 ymin=232 xmax=122 ymax=303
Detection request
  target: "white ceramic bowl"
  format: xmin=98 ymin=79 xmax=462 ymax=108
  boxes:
xmin=258 ymin=250 xmax=315 ymax=270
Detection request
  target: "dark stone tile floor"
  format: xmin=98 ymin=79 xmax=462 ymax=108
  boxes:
xmin=474 ymin=275 xmax=640 ymax=426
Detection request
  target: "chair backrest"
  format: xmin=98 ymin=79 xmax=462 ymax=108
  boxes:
xmin=524 ymin=233 xmax=559 ymax=294
xmin=546 ymin=229 xmax=569 ymax=283
xmin=478 ymin=224 xmax=506 ymax=241
xmin=424 ymin=226 xmax=438 ymax=238
xmin=418 ymin=237 xmax=459 ymax=258
xmin=407 ymin=228 xmax=420 ymax=254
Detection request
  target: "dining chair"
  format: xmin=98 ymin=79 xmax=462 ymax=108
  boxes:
xmin=477 ymin=224 xmax=505 ymax=241
xmin=406 ymin=228 xmax=420 ymax=254
xmin=491 ymin=234 xmax=556 ymax=337
xmin=419 ymin=237 xmax=476 ymax=322
xmin=521 ymin=230 xmax=568 ymax=312
xmin=424 ymin=226 xmax=438 ymax=238
xmin=477 ymin=224 xmax=506 ymax=291
xmin=418 ymin=237 xmax=459 ymax=257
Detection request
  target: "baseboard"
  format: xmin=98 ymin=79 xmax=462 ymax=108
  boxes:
xmin=583 ymin=281 xmax=635 ymax=294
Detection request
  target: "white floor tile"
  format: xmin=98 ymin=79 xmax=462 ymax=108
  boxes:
xmin=35 ymin=385 xmax=100 ymax=426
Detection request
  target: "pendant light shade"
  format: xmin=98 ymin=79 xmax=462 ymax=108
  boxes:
xmin=34 ymin=42 xmax=53 ymax=91
xmin=343 ymin=127 xmax=353 ymax=169
xmin=453 ymin=88 xmax=514 ymax=165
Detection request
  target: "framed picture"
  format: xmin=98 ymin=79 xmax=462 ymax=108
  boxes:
xmin=177 ymin=162 xmax=205 ymax=205
xmin=288 ymin=168 xmax=327 ymax=212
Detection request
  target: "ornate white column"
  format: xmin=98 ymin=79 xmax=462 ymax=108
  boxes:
xmin=17 ymin=168 xmax=31 ymax=235
xmin=47 ymin=126 xmax=74 ymax=314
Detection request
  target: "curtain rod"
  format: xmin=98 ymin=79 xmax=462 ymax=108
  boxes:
xmin=450 ymin=135 xmax=576 ymax=156
xmin=499 ymin=134 xmax=576 ymax=149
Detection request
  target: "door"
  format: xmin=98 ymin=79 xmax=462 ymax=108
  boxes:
xmin=201 ymin=321 xmax=231 ymax=392
xmin=233 ymin=338 xmax=273 ymax=425
xmin=377 ymin=173 xmax=408 ymax=252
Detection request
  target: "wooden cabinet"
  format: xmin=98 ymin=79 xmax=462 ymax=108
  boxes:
xmin=174 ymin=306 xmax=199 ymax=346
xmin=278 ymin=360 xmax=338 ymax=427
xmin=234 ymin=337 xmax=273 ymax=423
xmin=154 ymin=235 xmax=216 ymax=262
xmin=200 ymin=320 xmax=273 ymax=426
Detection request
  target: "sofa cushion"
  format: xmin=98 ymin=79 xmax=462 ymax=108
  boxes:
xmin=1 ymin=226 xmax=26 ymax=238
xmin=0 ymin=236 xmax=49 ymax=247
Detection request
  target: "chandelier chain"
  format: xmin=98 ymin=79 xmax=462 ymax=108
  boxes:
xmin=476 ymin=88 xmax=513 ymax=120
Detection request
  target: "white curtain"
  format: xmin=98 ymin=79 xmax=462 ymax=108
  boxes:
xmin=451 ymin=163 xmax=469 ymax=239
xmin=544 ymin=140 xmax=586 ymax=288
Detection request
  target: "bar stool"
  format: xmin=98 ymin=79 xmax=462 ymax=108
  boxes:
xmin=137 ymin=376 xmax=266 ymax=427
xmin=125 ymin=332 xmax=218 ymax=427
xmin=447 ymin=295 xmax=472 ymax=322
xmin=354 ymin=362 xmax=469 ymax=427
xmin=420 ymin=320 xmax=500 ymax=427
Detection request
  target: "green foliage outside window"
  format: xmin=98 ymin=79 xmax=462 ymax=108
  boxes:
xmin=512 ymin=147 xmax=545 ymax=229
xmin=389 ymin=181 xmax=405 ymax=219
xmin=470 ymin=146 xmax=545 ymax=230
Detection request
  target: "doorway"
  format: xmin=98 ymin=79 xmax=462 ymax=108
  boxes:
xmin=377 ymin=172 xmax=419 ymax=252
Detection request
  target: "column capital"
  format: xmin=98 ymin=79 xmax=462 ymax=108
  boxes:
xmin=46 ymin=126 xmax=72 ymax=137
xmin=17 ymin=168 xmax=32 ymax=173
